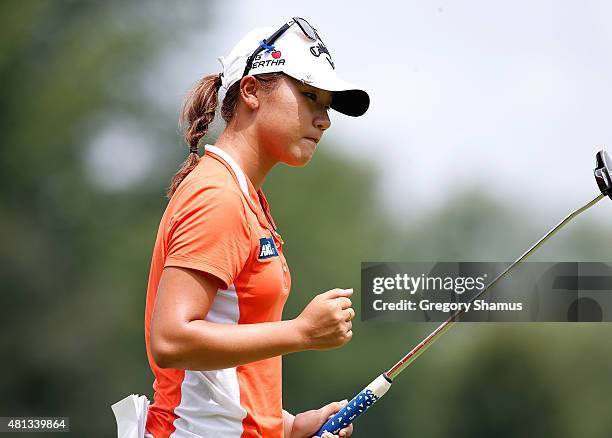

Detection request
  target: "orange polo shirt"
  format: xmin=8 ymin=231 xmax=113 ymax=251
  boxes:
xmin=144 ymin=144 xmax=291 ymax=438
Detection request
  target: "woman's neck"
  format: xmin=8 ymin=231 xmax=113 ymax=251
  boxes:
xmin=214 ymin=129 xmax=276 ymax=191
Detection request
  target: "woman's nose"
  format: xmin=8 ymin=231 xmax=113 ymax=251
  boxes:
xmin=315 ymin=110 xmax=331 ymax=131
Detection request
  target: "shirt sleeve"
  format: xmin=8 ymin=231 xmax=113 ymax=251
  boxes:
xmin=164 ymin=182 xmax=252 ymax=289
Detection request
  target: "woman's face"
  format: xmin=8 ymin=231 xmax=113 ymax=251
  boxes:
xmin=255 ymin=75 xmax=332 ymax=167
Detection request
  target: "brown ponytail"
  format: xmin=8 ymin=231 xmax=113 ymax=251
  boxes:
xmin=167 ymin=72 xmax=283 ymax=198
xmin=167 ymin=73 xmax=223 ymax=198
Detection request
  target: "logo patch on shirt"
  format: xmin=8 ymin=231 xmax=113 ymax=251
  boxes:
xmin=258 ymin=237 xmax=279 ymax=259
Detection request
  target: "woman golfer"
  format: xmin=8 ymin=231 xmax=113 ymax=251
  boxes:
xmin=144 ymin=17 xmax=369 ymax=438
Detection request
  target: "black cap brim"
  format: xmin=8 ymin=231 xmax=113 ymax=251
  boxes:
xmin=331 ymin=89 xmax=370 ymax=117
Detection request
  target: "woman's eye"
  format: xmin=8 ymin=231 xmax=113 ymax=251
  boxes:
xmin=303 ymin=92 xmax=317 ymax=101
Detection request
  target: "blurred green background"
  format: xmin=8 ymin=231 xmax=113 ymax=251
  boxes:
xmin=2 ymin=1 xmax=612 ymax=437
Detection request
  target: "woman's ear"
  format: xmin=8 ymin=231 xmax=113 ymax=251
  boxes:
xmin=239 ymin=76 xmax=260 ymax=110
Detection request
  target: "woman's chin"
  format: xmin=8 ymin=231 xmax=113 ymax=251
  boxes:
xmin=285 ymin=144 xmax=316 ymax=167
xmin=284 ymin=156 xmax=311 ymax=167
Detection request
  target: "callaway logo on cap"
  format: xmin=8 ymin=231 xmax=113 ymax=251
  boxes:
xmin=218 ymin=17 xmax=370 ymax=117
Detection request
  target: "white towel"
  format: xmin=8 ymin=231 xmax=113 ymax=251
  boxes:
xmin=111 ymin=394 xmax=150 ymax=438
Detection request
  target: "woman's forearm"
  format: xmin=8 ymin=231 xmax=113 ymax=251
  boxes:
xmin=155 ymin=318 xmax=306 ymax=370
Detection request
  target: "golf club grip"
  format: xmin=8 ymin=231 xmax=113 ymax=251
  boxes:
xmin=314 ymin=374 xmax=392 ymax=437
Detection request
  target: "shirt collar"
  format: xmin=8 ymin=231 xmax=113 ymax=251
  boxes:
xmin=205 ymin=144 xmax=257 ymax=209
xmin=204 ymin=144 xmax=278 ymax=232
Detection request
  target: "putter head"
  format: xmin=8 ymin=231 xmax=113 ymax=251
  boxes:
xmin=594 ymin=150 xmax=612 ymax=199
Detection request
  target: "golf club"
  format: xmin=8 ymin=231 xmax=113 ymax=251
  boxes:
xmin=315 ymin=149 xmax=612 ymax=437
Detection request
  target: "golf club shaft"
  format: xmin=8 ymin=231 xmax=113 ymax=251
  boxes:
xmin=317 ymin=149 xmax=611 ymax=436
xmin=316 ymin=193 xmax=605 ymax=437
xmin=386 ymin=192 xmax=605 ymax=379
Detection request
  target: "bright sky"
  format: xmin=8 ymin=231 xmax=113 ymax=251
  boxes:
xmin=89 ymin=1 xmax=612 ymax=225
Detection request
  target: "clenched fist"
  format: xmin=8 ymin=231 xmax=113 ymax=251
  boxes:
xmin=294 ymin=288 xmax=355 ymax=350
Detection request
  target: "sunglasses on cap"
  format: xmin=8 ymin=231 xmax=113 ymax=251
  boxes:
xmin=241 ymin=17 xmax=322 ymax=78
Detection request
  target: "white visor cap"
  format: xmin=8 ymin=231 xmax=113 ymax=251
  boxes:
xmin=218 ymin=23 xmax=370 ymax=117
